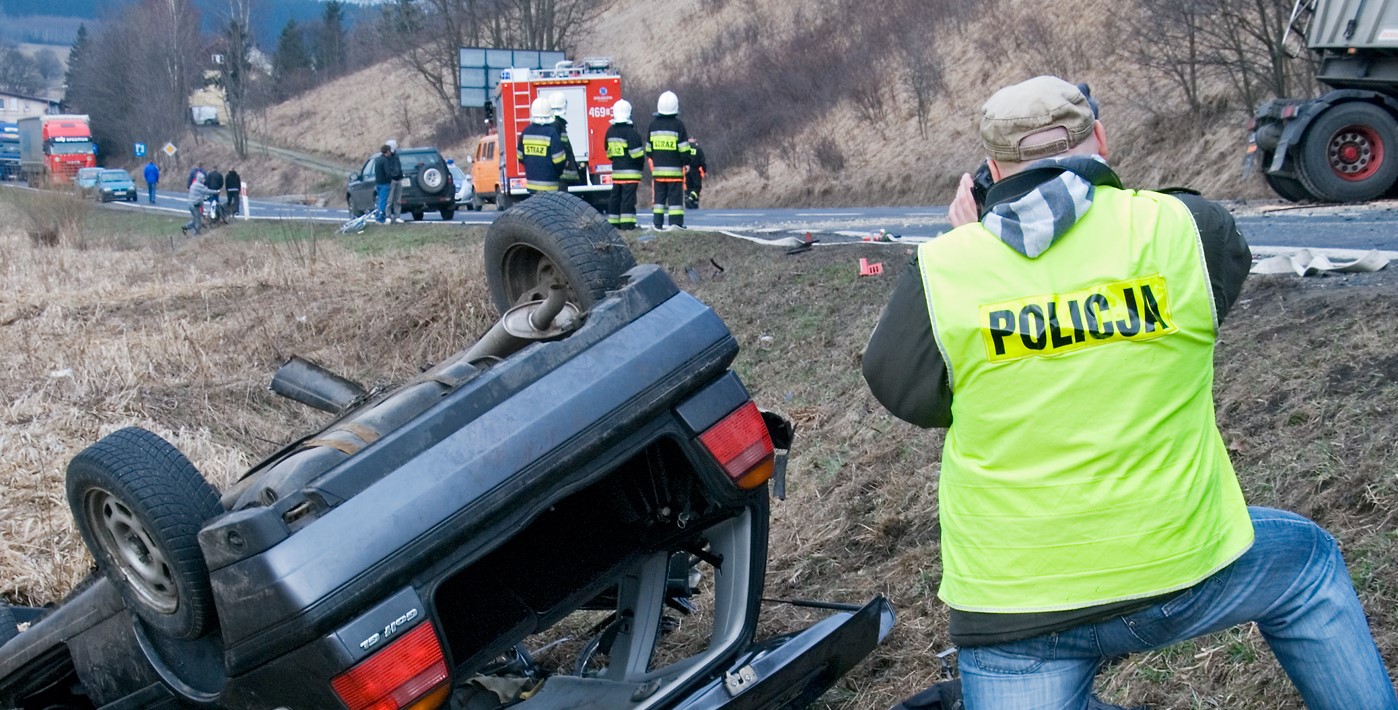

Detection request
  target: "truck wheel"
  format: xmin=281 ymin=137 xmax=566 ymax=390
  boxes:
xmin=472 ymin=191 xmax=484 ymax=211
xmin=1263 ymin=172 xmax=1315 ymax=203
xmin=497 ymin=188 xmax=513 ymax=211
xmin=484 ymin=191 xmax=636 ymax=315
xmin=0 ymin=602 xmax=17 ymax=646
xmin=66 ymin=427 xmax=223 ymax=640
xmin=1297 ymin=102 xmax=1398 ymax=203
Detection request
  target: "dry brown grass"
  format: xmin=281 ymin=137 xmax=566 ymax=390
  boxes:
xmin=249 ymin=0 xmax=1283 ymax=209
xmin=3 ymin=198 xmax=1394 ymax=707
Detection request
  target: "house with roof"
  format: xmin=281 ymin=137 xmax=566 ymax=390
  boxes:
xmin=0 ymin=90 xmax=61 ymax=122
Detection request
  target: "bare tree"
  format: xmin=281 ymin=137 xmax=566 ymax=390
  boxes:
xmin=220 ymin=0 xmax=258 ymax=159
xmin=0 ymin=43 xmax=44 ymax=95
xmin=1127 ymin=0 xmax=1211 ymax=134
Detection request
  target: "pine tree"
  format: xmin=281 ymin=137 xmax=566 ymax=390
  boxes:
xmin=315 ymin=0 xmax=347 ymax=78
xmin=272 ymin=19 xmax=311 ymax=99
xmin=62 ymin=24 xmax=91 ymax=110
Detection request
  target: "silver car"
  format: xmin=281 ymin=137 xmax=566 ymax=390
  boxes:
xmin=448 ymin=161 xmax=478 ymax=211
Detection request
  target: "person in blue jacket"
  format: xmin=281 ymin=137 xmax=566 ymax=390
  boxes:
xmin=143 ymin=161 xmax=160 ymax=204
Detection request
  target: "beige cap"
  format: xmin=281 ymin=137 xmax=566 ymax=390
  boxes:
xmin=980 ymin=76 xmax=1096 ymax=162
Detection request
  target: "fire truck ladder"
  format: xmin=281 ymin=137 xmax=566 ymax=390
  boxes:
xmin=511 ymin=79 xmax=533 ymax=134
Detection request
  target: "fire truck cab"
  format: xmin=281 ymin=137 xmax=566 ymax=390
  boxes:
xmin=493 ymin=58 xmax=620 ymax=212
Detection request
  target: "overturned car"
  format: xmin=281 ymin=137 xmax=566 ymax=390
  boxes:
xmin=0 ymin=192 xmax=892 ymax=710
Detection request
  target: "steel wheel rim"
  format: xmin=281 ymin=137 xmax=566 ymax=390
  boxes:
xmin=84 ymin=488 xmax=179 ymax=613
xmin=1328 ymin=125 xmax=1384 ymax=182
xmin=501 ymin=245 xmax=577 ymax=307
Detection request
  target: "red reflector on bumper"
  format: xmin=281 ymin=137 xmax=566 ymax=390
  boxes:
xmin=331 ymin=622 xmax=449 ymax=710
xmin=699 ymin=402 xmax=775 ymax=489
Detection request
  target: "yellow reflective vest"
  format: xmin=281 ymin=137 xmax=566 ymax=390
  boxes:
xmin=918 ymin=185 xmax=1253 ymax=613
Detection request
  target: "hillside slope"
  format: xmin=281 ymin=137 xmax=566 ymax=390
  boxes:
xmin=257 ymin=0 xmax=1281 ymax=207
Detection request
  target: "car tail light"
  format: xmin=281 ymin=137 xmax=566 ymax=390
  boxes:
xmin=331 ymin=623 xmax=450 ymax=710
xmin=1281 ymin=104 xmax=1299 ymax=119
xmin=698 ymin=401 xmax=775 ymax=489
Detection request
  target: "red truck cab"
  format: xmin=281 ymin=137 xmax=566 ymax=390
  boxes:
xmin=18 ymin=114 xmax=96 ymax=187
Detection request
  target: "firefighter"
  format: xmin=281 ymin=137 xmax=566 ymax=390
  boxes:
xmin=548 ymin=92 xmax=583 ymax=187
xmin=685 ymin=137 xmax=707 ymax=210
xmin=517 ymin=97 xmax=567 ymax=193
xmin=646 ymin=90 xmax=692 ymax=230
xmin=604 ymin=99 xmax=646 ymax=230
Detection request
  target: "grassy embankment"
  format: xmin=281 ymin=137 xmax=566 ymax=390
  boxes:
xmin=2 ymin=186 xmax=1395 ymax=708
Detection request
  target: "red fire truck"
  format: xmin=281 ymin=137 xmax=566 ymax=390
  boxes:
xmin=492 ymin=57 xmax=620 ymax=211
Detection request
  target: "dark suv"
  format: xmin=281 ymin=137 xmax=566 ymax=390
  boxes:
xmin=0 ymin=193 xmax=892 ymax=710
xmin=347 ymin=147 xmax=457 ymax=221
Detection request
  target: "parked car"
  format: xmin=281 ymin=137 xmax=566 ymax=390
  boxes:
xmin=347 ymin=147 xmax=456 ymax=221
xmin=0 ymin=193 xmax=893 ymax=710
xmin=73 ymin=166 xmax=103 ymax=197
xmin=95 ymin=169 xmax=138 ymax=202
xmin=448 ymin=160 xmax=478 ymax=211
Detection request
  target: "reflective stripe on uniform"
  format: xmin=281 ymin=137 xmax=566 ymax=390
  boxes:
xmin=527 ymin=181 xmax=559 ymax=191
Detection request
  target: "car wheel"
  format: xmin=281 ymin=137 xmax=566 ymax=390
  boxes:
xmin=484 ymin=191 xmax=636 ymax=315
xmin=417 ymin=166 xmax=446 ymax=194
xmin=0 ymin=602 xmax=17 ymax=646
xmin=66 ymin=427 xmax=224 ymax=640
xmin=411 ymin=208 xmax=425 ymax=221
xmin=440 ymin=208 xmax=455 ymax=220
xmin=1297 ymin=102 xmax=1398 ymax=203
xmin=348 ymin=194 xmax=363 ymax=218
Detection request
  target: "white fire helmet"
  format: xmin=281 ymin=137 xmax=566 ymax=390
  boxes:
xmin=657 ymin=91 xmax=679 ymax=116
xmin=611 ymin=99 xmax=633 ymax=124
xmin=530 ymin=97 xmax=553 ymax=124
xmin=548 ymin=92 xmax=567 ymax=116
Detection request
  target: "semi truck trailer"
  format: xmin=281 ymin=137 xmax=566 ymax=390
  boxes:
xmin=18 ymin=114 xmax=96 ymax=187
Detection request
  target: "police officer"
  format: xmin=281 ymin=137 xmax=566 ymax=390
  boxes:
xmin=866 ymin=76 xmax=1396 ymax=709
xmin=604 ymin=99 xmax=645 ymax=230
xmin=646 ymin=90 xmax=691 ymax=230
xmin=548 ymin=92 xmax=582 ymax=187
xmin=517 ymin=97 xmax=567 ymax=193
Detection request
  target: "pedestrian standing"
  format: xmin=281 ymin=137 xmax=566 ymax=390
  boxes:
xmin=548 ymin=92 xmax=582 ymax=187
xmin=373 ymin=144 xmax=392 ymax=223
xmin=181 ymin=173 xmax=217 ymax=236
xmin=518 ymin=97 xmax=567 ymax=193
xmin=142 ymin=160 xmax=159 ymax=204
xmin=865 ymin=75 xmax=1397 ymax=710
xmin=205 ymin=166 xmax=224 ymax=219
xmin=604 ymin=99 xmax=645 ymax=230
xmin=385 ymin=139 xmax=404 ymax=223
xmin=685 ymin=137 xmax=707 ymax=209
xmin=186 ymin=162 xmax=205 ymax=189
xmin=225 ymin=168 xmax=242 ymax=216
xmin=646 ymin=90 xmax=691 ymax=230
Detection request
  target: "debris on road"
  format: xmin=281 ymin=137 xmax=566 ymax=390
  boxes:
xmin=1251 ymin=248 xmax=1390 ymax=276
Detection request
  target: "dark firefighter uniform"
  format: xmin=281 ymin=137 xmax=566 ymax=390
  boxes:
xmin=686 ymin=141 xmax=707 ymax=209
xmin=554 ymin=116 xmax=582 ymax=186
xmin=605 ymin=121 xmax=646 ymax=229
xmin=646 ymin=114 xmax=691 ymax=229
xmin=517 ymin=123 xmax=567 ymax=193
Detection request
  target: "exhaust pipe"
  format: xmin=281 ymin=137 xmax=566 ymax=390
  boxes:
xmin=270 ymin=355 xmax=368 ymax=413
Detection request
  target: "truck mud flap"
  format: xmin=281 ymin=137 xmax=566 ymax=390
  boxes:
xmin=672 ymin=596 xmax=894 ymax=710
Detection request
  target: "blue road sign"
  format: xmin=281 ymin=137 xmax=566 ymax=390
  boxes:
xmin=135 ymin=142 xmax=147 ymax=157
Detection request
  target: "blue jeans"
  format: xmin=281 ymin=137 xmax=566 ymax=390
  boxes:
xmin=959 ymin=507 xmax=1396 ymax=709
xmin=147 ymin=183 xmax=156 ymax=203
xmin=375 ymin=184 xmax=390 ymax=222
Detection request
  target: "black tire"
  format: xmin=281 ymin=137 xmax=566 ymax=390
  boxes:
xmin=1297 ymin=102 xmax=1398 ymax=203
xmin=484 ymin=191 xmax=636 ymax=315
xmin=1263 ymin=171 xmax=1315 ymax=203
xmin=349 ymin=194 xmax=363 ymax=218
xmin=66 ymin=427 xmax=224 ymax=640
xmin=497 ymin=188 xmax=513 ymax=211
xmin=471 ymin=191 xmax=484 ymax=211
xmin=411 ymin=208 xmax=425 ymax=221
xmin=0 ymin=602 xmax=17 ymax=646
xmin=440 ymin=208 xmax=455 ymax=221
xmin=417 ymin=166 xmax=446 ymax=194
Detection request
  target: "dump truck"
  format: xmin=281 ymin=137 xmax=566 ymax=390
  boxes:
xmin=17 ymin=114 xmax=96 ymax=187
xmin=492 ymin=57 xmax=620 ymax=212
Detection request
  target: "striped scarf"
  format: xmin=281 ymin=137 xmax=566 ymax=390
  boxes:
xmin=981 ymin=157 xmax=1105 ymax=259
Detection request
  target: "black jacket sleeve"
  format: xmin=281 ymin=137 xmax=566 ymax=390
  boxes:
xmin=1171 ymin=193 xmax=1251 ymax=324
xmin=861 ymin=257 xmax=953 ymax=428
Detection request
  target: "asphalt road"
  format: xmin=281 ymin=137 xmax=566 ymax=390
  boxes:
xmin=13 ymin=182 xmax=1398 ymax=257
